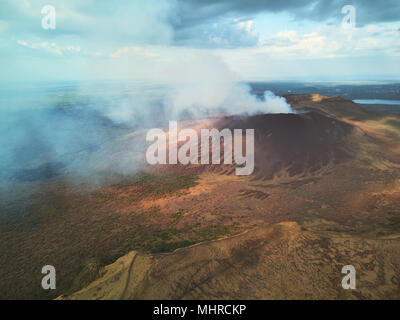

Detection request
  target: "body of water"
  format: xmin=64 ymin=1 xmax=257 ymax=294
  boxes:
xmin=353 ymin=99 xmax=400 ymax=105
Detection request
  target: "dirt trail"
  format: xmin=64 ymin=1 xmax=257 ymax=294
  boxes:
xmin=120 ymin=252 xmax=138 ymax=299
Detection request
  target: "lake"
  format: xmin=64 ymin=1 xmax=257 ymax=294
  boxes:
xmin=353 ymin=99 xmax=400 ymax=105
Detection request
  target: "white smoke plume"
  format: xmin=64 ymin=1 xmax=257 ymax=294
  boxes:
xmin=0 ymin=53 xmax=292 ymax=191
xmin=163 ymin=54 xmax=292 ymax=118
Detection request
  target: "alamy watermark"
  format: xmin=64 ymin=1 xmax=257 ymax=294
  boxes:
xmin=146 ymin=121 xmax=254 ymax=176
xmin=341 ymin=5 xmax=356 ymax=29
xmin=41 ymin=5 xmax=56 ymax=30
xmin=41 ymin=265 xmax=56 ymax=290
xmin=341 ymin=265 xmax=356 ymax=289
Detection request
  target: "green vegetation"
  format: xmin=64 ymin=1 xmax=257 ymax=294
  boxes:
xmin=113 ymin=173 xmax=199 ymax=199
xmin=387 ymin=216 xmax=400 ymax=230
xmin=149 ymin=240 xmax=197 ymax=253
xmin=386 ymin=119 xmax=400 ymax=130
xmin=143 ymin=224 xmax=240 ymax=254
xmin=0 ymin=172 xmax=242 ymax=300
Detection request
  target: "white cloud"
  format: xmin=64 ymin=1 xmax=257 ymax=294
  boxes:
xmin=17 ymin=40 xmax=30 ymax=47
xmin=111 ymin=46 xmax=158 ymax=58
xmin=66 ymin=45 xmax=81 ymax=53
xmin=257 ymin=24 xmax=400 ymax=59
xmin=177 ymin=18 xmax=260 ymax=48
xmin=17 ymin=40 xmax=82 ymax=56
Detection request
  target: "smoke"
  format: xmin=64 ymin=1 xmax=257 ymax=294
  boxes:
xmin=163 ymin=54 xmax=292 ymax=118
xmin=0 ymin=0 xmax=294 ymax=193
xmin=0 ymin=53 xmax=291 ymax=193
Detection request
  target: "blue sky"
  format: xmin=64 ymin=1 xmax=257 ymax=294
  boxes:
xmin=1 ymin=0 xmax=400 ymax=82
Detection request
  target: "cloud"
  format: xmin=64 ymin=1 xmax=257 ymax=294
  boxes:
xmin=17 ymin=40 xmax=82 ymax=56
xmin=111 ymin=46 xmax=158 ymax=58
xmin=0 ymin=0 xmax=177 ymax=44
xmin=176 ymin=0 xmax=400 ymax=25
xmin=1 ymin=0 xmax=400 ymax=82
xmin=257 ymin=24 xmax=400 ymax=59
xmin=174 ymin=17 xmax=260 ymax=48
xmin=2 ymin=0 xmax=400 ymax=49
xmin=66 ymin=45 xmax=81 ymax=53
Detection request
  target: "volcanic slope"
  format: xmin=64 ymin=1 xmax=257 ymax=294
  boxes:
xmin=63 ymin=222 xmax=400 ymax=300
xmin=2 ymin=95 xmax=400 ymax=299
xmin=62 ymin=94 xmax=400 ymax=299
